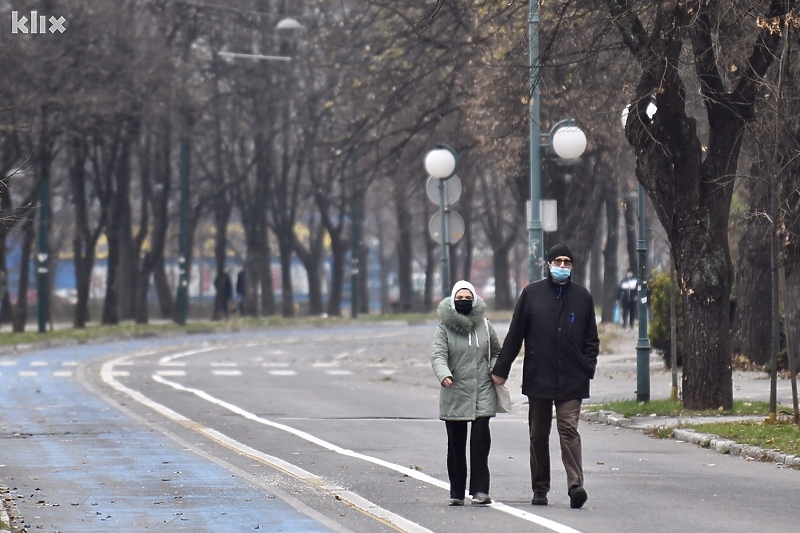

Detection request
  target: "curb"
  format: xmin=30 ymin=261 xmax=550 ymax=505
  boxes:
xmin=582 ymin=410 xmax=800 ymax=468
xmin=0 ymin=486 xmax=11 ymax=531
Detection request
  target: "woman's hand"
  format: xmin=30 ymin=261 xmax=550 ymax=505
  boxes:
xmin=491 ymin=374 xmax=506 ymax=386
xmin=442 ymin=376 xmax=453 ymax=388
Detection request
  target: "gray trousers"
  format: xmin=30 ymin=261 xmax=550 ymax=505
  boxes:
xmin=527 ymin=397 xmax=583 ymax=493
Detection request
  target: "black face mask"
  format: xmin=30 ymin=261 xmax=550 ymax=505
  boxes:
xmin=454 ymin=300 xmax=473 ymax=315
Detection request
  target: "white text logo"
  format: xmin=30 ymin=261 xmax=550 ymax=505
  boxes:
xmin=11 ymin=11 xmax=66 ymax=34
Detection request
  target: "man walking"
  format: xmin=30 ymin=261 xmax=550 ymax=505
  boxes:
xmin=492 ymin=243 xmax=599 ymax=509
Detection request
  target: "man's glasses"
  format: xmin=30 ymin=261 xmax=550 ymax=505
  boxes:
xmin=551 ymin=258 xmax=573 ymax=267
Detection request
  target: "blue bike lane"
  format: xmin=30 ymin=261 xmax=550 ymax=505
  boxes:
xmin=0 ymin=338 xmax=339 ymax=532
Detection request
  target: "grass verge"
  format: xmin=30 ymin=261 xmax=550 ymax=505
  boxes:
xmin=0 ymin=313 xmax=440 ymax=349
xmin=585 ymin=398 xmax=800 ymax=459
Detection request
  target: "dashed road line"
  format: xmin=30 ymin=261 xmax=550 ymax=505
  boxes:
xmin=212 ymin=370 xmax=242 ymax=376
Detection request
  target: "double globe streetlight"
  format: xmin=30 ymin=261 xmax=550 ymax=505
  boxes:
xmin=424 ymin=144 xmax=462 ymax=298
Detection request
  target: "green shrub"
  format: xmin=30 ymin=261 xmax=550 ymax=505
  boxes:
xmin=648 ymin=271 xmax=683 ymax=368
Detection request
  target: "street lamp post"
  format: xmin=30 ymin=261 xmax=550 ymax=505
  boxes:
xmin=37 ymin=167 xmax=49 ymax=333
xmin=636 ymin=183 xmax=651 ymax=402
xmin=425 ymin=144 xmax=458 ymax=297
xmin=529 ymin=3 xmax=542 ymax=282
xmin=175 ymin=16 xmax=303 ymax=325
xmin=176 ymin=135 xmax=189 ymax=325
xmin=350 ymin=187 xmax=361 ymax=319
xmin=622 ymin=101 xmax=656 ymax=402
xmin=528 ymin=4 xmax=587 ymax=282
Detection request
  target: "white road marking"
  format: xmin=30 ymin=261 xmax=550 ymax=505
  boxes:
xmin=159 ymin=346 xmax=218 ymax=365
xmin=325 ymin=370 xmax=352 ymax=376
xmin=62 ymin=361 xmax=79 ymax=367
xmin=155 ymin=370 xmax=186 ymax=377
xmin=151 ymin=373 xmax=584 ymax=533
xmin=19 ymin=371 xmax=38 ymax=377
xmin=53 ymin=371 xmax=73 ymax=378
xmin=269 ymin=370 xmax=297 ymax=376
xmin=101 ymin=341 xmax=583 ymax=532
xmin=262 ymin=362 xmax=290 ymax=367
xmin=159 ymin=362 xmax=187 ymax=367
xmin=212 ymin=370 xmax=242 ymax=376
xmin=31 ymin=361 xmax=48 ymax=367
xmin=99 ymin=352 xmax=433 ymax=533
xmin=0 ymin=361 xmax=16 ymax=366
xmin=211 ymin=362 xmax=238 ymax=367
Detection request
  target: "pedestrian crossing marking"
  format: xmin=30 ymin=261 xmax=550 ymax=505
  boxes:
xmin=212 ymin=370 xmax=242 ymax=376
xmin=269 ymin=370 xmax=297 ymax=376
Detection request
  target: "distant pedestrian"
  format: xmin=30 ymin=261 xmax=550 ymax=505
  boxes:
xmin=431 ymin=280 xmax=501 ymax=507
xmin=492 ymin=243 xmax=599 ymax=509
xmin=235 ymin=270 xmax=246 ymax=314
xmin=214 ymin=271 xmax=233 ymax=319
xmin=617 ymin=271 xmax=637 ymax=328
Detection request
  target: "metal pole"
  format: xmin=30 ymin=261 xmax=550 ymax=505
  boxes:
xmin=439 ymin=179 xmax=450 ymax=297
xmin=350 ymin=188 xmax=360 ymax=319
xmin=176 ymin=135 xmax=189 ymax=325
xmin=528 ymin=2 xmax=542 ymax=282
xmin=36 ymin=171 xmax=49 ymax=333
xmin=636 ymin=182 xmax=651 ymax=401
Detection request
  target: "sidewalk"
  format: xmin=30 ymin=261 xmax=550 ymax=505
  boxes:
xmin=585 ymin=324 xmax=800 ymax=467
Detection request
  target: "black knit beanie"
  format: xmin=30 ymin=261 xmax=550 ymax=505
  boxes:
xmin=547 ymin=243 xmax=574 ymax=263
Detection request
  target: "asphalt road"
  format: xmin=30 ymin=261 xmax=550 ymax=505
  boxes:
xmin=1 ymin=322 xmax=798 ymax=532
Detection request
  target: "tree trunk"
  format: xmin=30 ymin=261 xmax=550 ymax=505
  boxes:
xmin=396 ymin=189 xmax=414 ymax=312
xmin=622 ymin=191 xmax=638 ymax=275
xmin=326 ymin=229 xmax=346 ymax=317
xmin=116 ymin=132 xmax=137 ymax=320
xmin=602 ymin=161 xmax=620 ymax=323
xmin=731 ymin=168 xmax=772 ymax=364
xmin=12 ymin=212 xmax=35 ymax=332
xmin=276 ymin=230 xmax=295 ymax=317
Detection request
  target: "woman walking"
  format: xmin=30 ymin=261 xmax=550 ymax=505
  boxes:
xmin=431 ymin=280 xmax=501 ymax=506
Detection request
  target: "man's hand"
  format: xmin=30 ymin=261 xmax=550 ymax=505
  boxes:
xmin=491 ymin=374 xmax=506 ymax=386
xmin=442 ymin=376 xmax=453 ymax=388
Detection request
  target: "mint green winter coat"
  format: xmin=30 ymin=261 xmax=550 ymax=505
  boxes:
xmin=431 ymin=297 xmax=502 ymax=421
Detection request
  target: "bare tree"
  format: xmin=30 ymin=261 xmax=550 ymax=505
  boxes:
xmin=607 ymin=0 xmax=793 ymax=408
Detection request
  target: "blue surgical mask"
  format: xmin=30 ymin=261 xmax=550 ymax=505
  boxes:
xmin=550 ymin=265 xmax=571 ymax=283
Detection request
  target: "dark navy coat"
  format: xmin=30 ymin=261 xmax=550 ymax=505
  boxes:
xmin=492 ymin=276 xmax=599 ymax=400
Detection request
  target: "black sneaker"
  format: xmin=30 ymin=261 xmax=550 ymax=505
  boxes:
xmin=568 ymin=486 xmax=588 ymax=509
xmin=531 ymin=492 xmax=548 ymax=505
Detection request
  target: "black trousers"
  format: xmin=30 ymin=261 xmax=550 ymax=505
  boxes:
xmin=444 ymin=417 xmax=491 ymax=499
